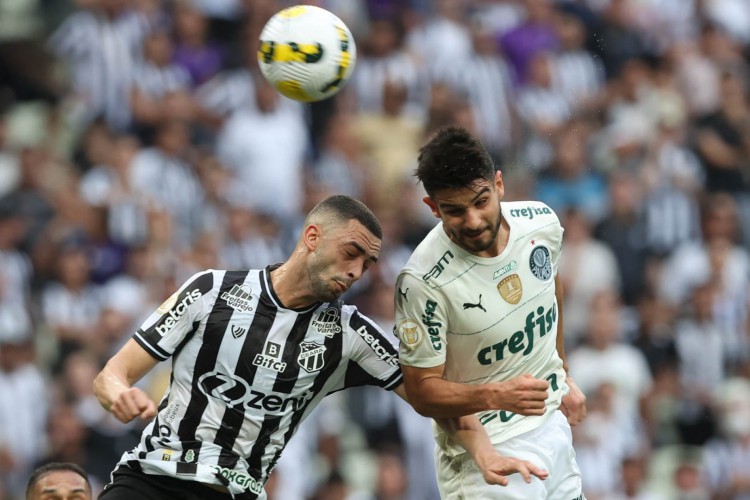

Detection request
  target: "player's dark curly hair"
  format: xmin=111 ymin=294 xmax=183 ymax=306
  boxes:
xmin=307 ymin=195 xmax=383 ymax=240
xmin=27 ymin=462 xmax=91 ymax=498
xmin=415 ymin=126 xmax=496 ymax=197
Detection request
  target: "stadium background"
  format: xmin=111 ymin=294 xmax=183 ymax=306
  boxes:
xmin=0 ymin=0 xmax=749 ymax=498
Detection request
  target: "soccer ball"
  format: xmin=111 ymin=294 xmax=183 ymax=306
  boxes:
xmin=257 ymin=5 xmax=356 ymax=103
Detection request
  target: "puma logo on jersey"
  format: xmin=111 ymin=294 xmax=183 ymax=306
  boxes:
xmin=398 ymin=287 xmax=409 ymax=302
xmin=463 ymin=294 xmax=486 ymax=312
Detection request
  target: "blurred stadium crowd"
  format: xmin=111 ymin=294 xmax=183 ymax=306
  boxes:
xmin=0 ymin=0 xmax=749 ymax=498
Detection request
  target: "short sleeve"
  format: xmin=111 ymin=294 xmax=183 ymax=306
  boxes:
xmin=345 ymin=309 xmax=403 ymax=391
xmin=393 ymin=273 xmax=447 ymax=368
xmin=133 ymin=271 xmax=214 ymax=361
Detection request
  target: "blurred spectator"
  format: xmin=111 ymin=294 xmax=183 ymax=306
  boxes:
xmin=515 ymin=52 xmax=571 ymax=168
xmin=49 ymin=0 xmax=153 ymax=131
xmin=130 ymin=28 xmax=193 ymax=137
xmin=171 ymin=1 xmax=224 ymax=87
xmin=569 ymin=292 xmax=652 ymax=433
xmin=431 ymin=19 xmax=515 ymax=159
xmin=594 ymin=171 xmax=648 ymax=305
xmin=352 ymin=80 xmax=423 ymax=211
xmin=703 ymin=377 xmax=750 ymax=499
xmin=658 ymin=193 xmax=750 ymax=367
xmin=216 ymin=77 xmax=308 ymax=222
xmin=498 ymin=0 xmax=558 ymax=85
xmin=557 ymin=210 xmax=620 ymax=343
xmin=674 ymin=282 xmax=726 ymax=399
xmin=535 ymin=122 xmax=608 ymax=222
xmin=129 ymin=118 xmax=203 ymax=248
xmin=352 ymin=18 xmax=427 ymax=118
xmin=550 ymin=8 xmax=605 ymax=112
xmin=40 ymin=238 xmax=103 ymax=365
xmin=0 ymin=335 xmax=48 ymax=498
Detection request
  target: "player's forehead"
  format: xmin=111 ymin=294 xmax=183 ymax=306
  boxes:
xmin=334 ymin=219 xmax=381 ymax=255
xmin=35 ymin=470 xmax=89 ymax=493
xmin=432 ymin=179 xmax=494 ymax=207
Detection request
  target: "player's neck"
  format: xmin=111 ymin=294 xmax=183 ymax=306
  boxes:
xmin=269 ymin=261 xmax=317 ymax=309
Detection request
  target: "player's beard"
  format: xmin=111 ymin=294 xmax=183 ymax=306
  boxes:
xmin=458 ymin=202 xmax=502 ymax=253
xmin=307 ymin=255 xmax=344 ymax=303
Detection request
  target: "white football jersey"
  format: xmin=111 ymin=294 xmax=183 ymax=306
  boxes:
xmin=395 ymin=201 xmax=568 ymax=456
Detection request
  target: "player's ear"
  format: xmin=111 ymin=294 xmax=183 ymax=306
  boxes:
xmin=302 ymin=224 xmax=322 ymax=251
xmin=495 ymin=170 xmax=505 ymax=199
xmin=423 ymin=197 xmax=440 ymax=219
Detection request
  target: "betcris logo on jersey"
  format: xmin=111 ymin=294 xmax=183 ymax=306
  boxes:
xmin=477 ymin=303 xmax=556 ymax=365
xmin=155 ymin=289 xmax=202 ymax=336
xmin=355 ymin=326 xmax=398 ymax=367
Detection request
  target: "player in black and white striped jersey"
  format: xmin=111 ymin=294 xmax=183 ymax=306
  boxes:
xmin=95 ymin=195 xmax=540 ymax=499
xmin=93 ymin=195 xmax=404 ymax=499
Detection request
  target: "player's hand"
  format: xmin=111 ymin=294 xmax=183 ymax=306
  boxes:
xmin=475 ymin=450 xmax=548 ymax=486
xmin=561 ymin=376 xmax=587 ymax=426
xmin=110 ymin=387 xmax=157 ymax=424
xmin=487 ymin=374 xmax=549 ymax=416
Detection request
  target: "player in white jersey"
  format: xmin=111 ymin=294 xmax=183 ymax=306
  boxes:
xmin=395 ymin=127 xmax=587 ymax=499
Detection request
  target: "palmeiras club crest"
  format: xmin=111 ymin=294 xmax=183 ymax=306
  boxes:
xmin=297 ymin=341 xmax=326 ymax=372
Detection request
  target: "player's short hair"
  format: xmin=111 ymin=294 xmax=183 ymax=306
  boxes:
xmin=416 ymin=126 xmax=496 ymax=197
xmin=27 ymin=462 xmax=91 ymax=498
xmin=306 ymin=195 xmax=382 ymax=240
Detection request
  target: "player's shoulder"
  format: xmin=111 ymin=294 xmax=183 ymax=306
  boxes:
xmin=504 ymin=200 xmax=560 ymax=224
xmin=504 ymin=200 xmax=563 ymax=237
xmin=397 ymin=224 xmax=458 ymax=289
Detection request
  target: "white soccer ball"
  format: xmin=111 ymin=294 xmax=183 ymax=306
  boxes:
xmin=257 ymin=5 xmax=357 ymax=103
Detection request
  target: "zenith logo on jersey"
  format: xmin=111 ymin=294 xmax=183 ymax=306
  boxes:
xmin=477 ymin=303 xmax=557 ymax=365
xmin=198 ymin=371 xmax=313 ymax=413
xmin=155 ymin=289 xmax=202 ymax=336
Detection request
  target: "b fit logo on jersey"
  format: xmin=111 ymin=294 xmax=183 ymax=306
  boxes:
xmin=298 ymin=341 xmax=326 ymax=372
xmin=312 ymin=307 xmax=342 ymax=337
xmin=253 ymin=341 xmax=287 ymax=372
xmin=529 ymin=246 xmax=552 ymax=281
xmin=221 ymin=284 xmax=254 ymax=312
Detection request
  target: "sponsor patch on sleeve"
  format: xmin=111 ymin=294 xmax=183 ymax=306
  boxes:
xmin=396 ymin=319 xmax=425 ymax=350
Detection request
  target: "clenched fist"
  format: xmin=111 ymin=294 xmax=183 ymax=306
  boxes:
xmin=110 ymin=387 xmax=157 ymax=424
xmin=486 ymin=374 xmax=550 ymax=416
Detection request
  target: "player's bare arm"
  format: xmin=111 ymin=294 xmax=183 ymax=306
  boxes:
xmin=93 ymin=339 xmax=159 ymax=424
xmin=554 ymin=274 xmax=587 ymax=426
xmin=401 ymin=363 xmax=550 ymax=418
xmin=435 ymin=415 xmax=549 ymax=486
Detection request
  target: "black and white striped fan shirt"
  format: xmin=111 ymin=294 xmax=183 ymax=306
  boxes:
xmin=117 ymin=266 xmax=403 ymax=498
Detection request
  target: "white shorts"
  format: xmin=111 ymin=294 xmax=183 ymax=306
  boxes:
xmin=436 ymin=411 xmax=583 ymax=500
